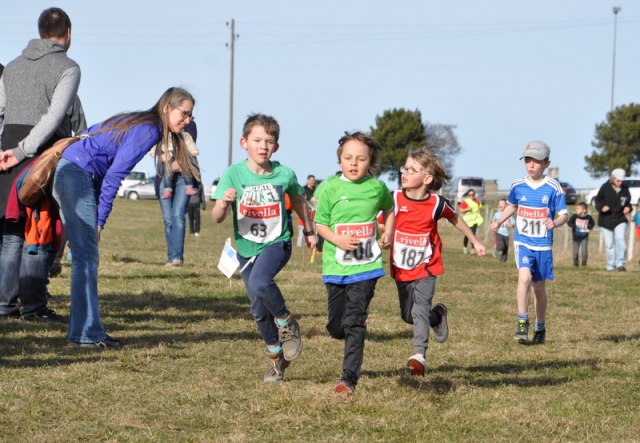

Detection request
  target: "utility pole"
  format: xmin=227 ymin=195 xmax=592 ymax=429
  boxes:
xmin=227 ymin=20 xmax=238 ymax=167
xmin=611 ymin=7 xmax=621 ymax=111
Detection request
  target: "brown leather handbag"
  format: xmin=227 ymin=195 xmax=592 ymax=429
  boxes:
xmin=18 ymin=135 xmax=83 ymax=206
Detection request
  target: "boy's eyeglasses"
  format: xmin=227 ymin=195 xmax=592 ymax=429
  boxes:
xmin=171 ymin=105 xmax=194 ymax=121
xmin=400 ymin=166 xmax=428 ymax=175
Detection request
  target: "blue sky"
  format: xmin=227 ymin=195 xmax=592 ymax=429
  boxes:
xmin=2 ymin=1 xmax=639 ymax=193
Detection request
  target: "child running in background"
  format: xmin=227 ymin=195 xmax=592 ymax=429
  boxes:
xmin=212 ymin=113 xmax=317 ymax=383
xmin=567 ymin=202 xmax=595 ymax=267
xmin=459 ymin=189 xmax=484 ymax=254
xmin=151 ymin=130 xmax=200 ymax=199
xmin=315 ymin=132 xmax=394 ymax=395
xmin=388 ymin=146 xmax=486 ymax=376
xmin=492 ymin=199 xmax=515 ymax=262
xmin=490 ymin=140 xmax=568 ymax=345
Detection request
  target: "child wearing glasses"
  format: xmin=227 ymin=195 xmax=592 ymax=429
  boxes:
xmin=314 ymin=132 xmax=394 ymax=395
xmin=387 ymin=146 xmax=486 ymax=376
xmin=151 ymin=130 xmax=200 ymax=199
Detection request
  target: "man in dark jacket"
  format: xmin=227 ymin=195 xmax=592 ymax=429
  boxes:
xmin=0 ymin=7 xmax=79 ymax=322
xmin=594 ymin=168 xmax=632 ymax=271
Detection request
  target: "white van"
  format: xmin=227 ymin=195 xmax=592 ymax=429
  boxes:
xmin=117 ymin=170 xmax=148 ymax=197
xmin=443 ymin=176 xmax=485 ymax=206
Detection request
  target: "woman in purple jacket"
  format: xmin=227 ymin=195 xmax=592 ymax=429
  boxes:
xmin=52 ymin=87 xmax=198 ymax=349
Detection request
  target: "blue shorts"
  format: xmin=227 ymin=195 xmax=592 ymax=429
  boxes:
xmin=514 ymin=244 xmax=554 ymax=282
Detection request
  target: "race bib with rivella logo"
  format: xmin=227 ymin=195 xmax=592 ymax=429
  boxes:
xmin=237 ymin=184 xmax=283 ymax=243
xmin=392 ymin=230 xmax=432 ymax=270
xmin=335 ymin=221 xmax=381 ymax=266
xmin=517 ymin=205 xmax=548 ymax=238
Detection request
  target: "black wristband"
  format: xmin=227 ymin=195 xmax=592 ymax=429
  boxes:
xmin=303 ymin=230 xmax=315 ymax=236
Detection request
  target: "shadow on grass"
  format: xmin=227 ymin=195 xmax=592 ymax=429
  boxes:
xmin=599 ymin=332 xmax=640 ymax=343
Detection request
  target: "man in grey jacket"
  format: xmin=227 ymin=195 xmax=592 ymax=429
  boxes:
xmin=0 ymin=7 xmax=80 ymax=322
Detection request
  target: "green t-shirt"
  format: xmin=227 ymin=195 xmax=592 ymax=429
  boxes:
xmin=213 ymin=160 xmax=304 ymax=258
xmin=315 ymin=175 xmax=394 ymax=276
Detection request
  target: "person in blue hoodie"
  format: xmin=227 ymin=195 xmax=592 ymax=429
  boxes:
xmin=52 ymin=87 xmax=199 ymax=349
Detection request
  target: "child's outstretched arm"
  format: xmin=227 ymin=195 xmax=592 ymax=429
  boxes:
xmin=378 ymin=209 xmax=394 ymax=249
xmin=449 ymin=214 xmax=487 ymax=257
xmin=211 ymin=188 xmax=236 ymax=223
xmin=490 ymin=204 xmax=517 ymax=232
xmin=291 ymin=194 xmax=318 ymax=250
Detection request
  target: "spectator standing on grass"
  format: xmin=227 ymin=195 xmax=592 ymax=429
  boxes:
xmin=490 ymin=141 xmax=567 ymax=345
xmin=0 ymin=8 xmax=79 ymax=323
xmin=633 ymin=203 xmax=640 ymax=267
xmin=51 ymin=87 xmax=198 ymax=349
xmin=187 ymin=173 xmax=206 ymax=237
xmin=387 ymin=146 xmax=486 ymax=377
xmin=594 ymin=169 xmax=632 ymax=271
xmin=459 ymin=189 xmax=483 ymax=254
xmin=567 ymin=202 xmax=595 ymax=267
xmin=212 ymin=113 xmax=316 ymax=383
xmin=303 ymin=174 xmax=316 ymax=201
xmin=314 ymin=132 xmax=394 ymax=395
xmin=492 ymin=199 xmax=515 ymax=262
xmin=154 ymin=120 xmax=199 ymax=267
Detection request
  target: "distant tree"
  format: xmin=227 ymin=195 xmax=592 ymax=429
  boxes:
xmin=425 ymin=122 xmax=462 ymax=175
xmin=370 ymin=108 xmax=426 ymax=185
xmin=585 ymin=103 xmax=640 ymax=178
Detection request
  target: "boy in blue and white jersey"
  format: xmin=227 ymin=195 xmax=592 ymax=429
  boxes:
xmin=490 ymin=141 xmax=568 ymax=345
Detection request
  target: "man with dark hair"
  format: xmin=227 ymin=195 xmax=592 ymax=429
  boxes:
xmin=303 ymin=174 xmax=316 ymax=201
xmin=0 ymin=7 xmax=80 ymax=322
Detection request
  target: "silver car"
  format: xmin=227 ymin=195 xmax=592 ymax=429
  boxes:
xmin=122 ymin=178 xmax=158 ymax=200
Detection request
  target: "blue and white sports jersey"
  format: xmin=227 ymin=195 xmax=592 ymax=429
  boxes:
xmin=507 ymin=176 xmax=567 ymax=250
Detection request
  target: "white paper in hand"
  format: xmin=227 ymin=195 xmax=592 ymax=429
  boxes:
xmin=218 ymin=238 xmax=240 ymax=278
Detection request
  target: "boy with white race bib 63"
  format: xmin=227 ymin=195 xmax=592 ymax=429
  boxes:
xmin=389 ymin=146 xmax=486 ymax=377
xmin=490 ymin=141 xmax=568 ymax=345
xmin=315 ymin=132 xmax=394 ymax=395
xmin=212 ymin=114 xmax=317 ymax=383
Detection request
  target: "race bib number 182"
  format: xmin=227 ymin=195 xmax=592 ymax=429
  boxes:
xmin=335 ymin=222 xmax=381 ymax=266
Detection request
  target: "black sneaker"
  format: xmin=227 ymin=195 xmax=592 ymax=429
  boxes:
xmin=432 ymin=303 xmax=449 ymax=343
xmin=21 ymin=308 xmax=67 ymax=323
xmin=616 ymin=266 xmax=626 ymax=271
xmin=532 ymin=329 xmax=546 ymax=345
xmin=67 ymin=335 xmax=124 ymax=350
xmin=49 ymin=258 xmax=62 ymax=278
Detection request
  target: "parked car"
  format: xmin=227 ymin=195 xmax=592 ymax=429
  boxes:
xmin=123 ymin=178 xmax=157 ymax=200
xmin=558 ymin=181 xmax=578 ymax=205
xmin=585 ymin=177 xmax=640 ymax=206
xmin=209 ymin=177 xmax=220 ymax=201
xmin=442 ymin=176 xmax=485 ymax=205
xmin=117 ymin=170 xmax=148 ymax=197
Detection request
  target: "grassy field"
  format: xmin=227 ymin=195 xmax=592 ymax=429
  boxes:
xmin=1 ymin=199 xmax=639 ymax=442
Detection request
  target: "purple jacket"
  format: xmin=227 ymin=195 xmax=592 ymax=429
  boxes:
xmin=62 ymin=121 xmax=161 ymax=227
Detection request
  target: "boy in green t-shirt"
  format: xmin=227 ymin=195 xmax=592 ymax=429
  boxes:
xmin=212 ymin=114 xmax=317 ymax=382
xmin=315 ymin=131 xmax=395 ymax=395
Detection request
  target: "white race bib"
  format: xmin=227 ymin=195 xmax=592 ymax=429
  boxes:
xmin=335 ymin=222 xmax=381 ymax=266
xmin=517 ymin=205 xmax=548 ymax=238
xmin=392 ymin=230 xmax=432 ymax=270
xmin=237 ymin=201 xmax=282 ymax=243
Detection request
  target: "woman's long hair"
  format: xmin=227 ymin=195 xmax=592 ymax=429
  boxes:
xmin=99 ymin=87 xmax=200 ymax=181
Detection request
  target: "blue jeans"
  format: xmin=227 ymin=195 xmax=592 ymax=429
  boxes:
xmin=601 ymin=222 xmax=628 ymax=270
xmin=158 ymin=175 xmax=190 ymax=263
xmin=237 ymin=241 xmax=292 ymax=346
xmin=0 ymin=218 xmax=50 ymax=316
xmin=52 ymin=158 xmax=106 ymax=342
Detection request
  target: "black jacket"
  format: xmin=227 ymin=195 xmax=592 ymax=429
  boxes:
xmin=594 ymin=181 xmax=632 ymax=229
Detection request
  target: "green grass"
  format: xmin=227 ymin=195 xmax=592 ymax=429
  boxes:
xmin=1 ymin=199 xmax=639 ymax=442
